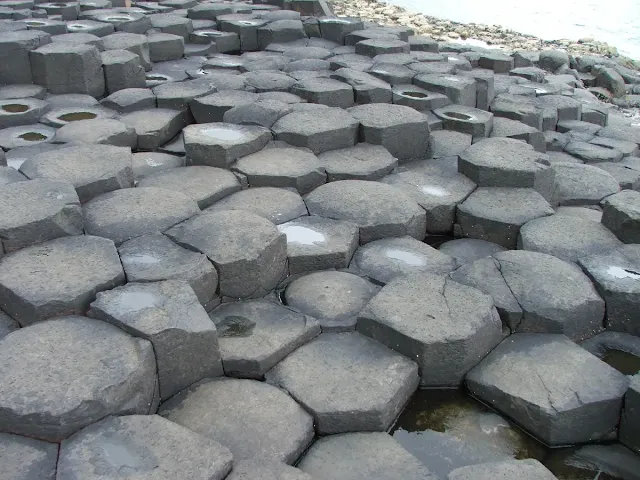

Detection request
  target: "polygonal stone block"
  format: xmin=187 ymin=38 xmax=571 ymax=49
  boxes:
xmin=209 ymin=299 xmax=319 ymax=378
xmin=20 ymin=144 xmax=133 ymax=203
xmin=272 ymin=108 xmax=359 ymax=154
xmin=184 ymin=122 xmax=272 ymax=168
xmin=100 ymin=87 xmax=156 ymax=113
xmin=83 ymin=187 xmax=199 ymax=245
xmin=284 ymin=271 xmax=377 ymax=332
xmin=101 ymin=32 xmax=151 ymax=70
xmin=579 ymin=245 xmax=640 ymax=336
xmin=347 ymin=103 xmax=430 ymax=162
xmin=434 ymin=104 xmax=493 ymax=137
xmin=550 ymin=162 xmax=620 ymax=206
xmin=413 ymin=73 xmax=476 ymax=107
xmin=187 ymin=3 xmax=233 ymax=20
xmin=0 ymin=97 xmax=50 ymax=128
xmin=621 ymin=374 xmax=640 ymax=454
xmin=120 ymin=108 xmax=187 ymax=150
xmin=490 ymin=116 xmax=545 ymax=152
xmin=190 ymin=90 xmax=259 ymax=123
xmin=565 ymin=141 xmax=623 ymax=163
xmin=209 ymin=187 xmax=307 ymax=225
xmin=88 ymin=280 xmax=223 ymax=399
xmin=267 ymin=331 xmax=418 ymax=434
xmin=299 ymin=432 xmax=438 ymax=480
xmin=101 ymin=48 xmax=145 ymax=93
xmin=355 ymin=38 xmax=409 ymax=57
xmin=456 ymin=187 xmax=554 ymax=248
xmin=318 ymin=16 xmax=363 ymax=44
xmin=0 ymin=166 xmax=26 ymax=185
xmin=451 ymin=250 xmax=604 ymax=339
xmin=597 ymin=125 xmax=640 ymax=145
xmin=306 ymin=180 xmax=426 ymax=243
xmin=0 ymin=178 xmax=82 ymax=253
xmin=138 ymin=166 xmax=241 ymax=209
xmin=149 ymin=12 xmax=193 ymax=38
xmin=232 ymin=146 xmax=325 ymax=194
xmin=358 ymin=273 xmax=502 ymax=387
xmin=159 ymin=378 xmax=314 ymax=464
xmin=0 ymin=124 xmax=56 ymax=150
xmin=166 ymin=209 xmax=287 ymax=298
xmin=602 ymin=190 xmax=640 ymax=244
xmin=448 ymin=459 xmax=558 ymax=480
xmin=0 ymin=235 xmax=125 ymax=324
xmin=438 ymin=238 xmax=507 ymax=265
xmin=0 ymin=432 xmax=58 ymax=480
xmin=131 ymin=151 xmax=185 ymax=180
xmin=459 ymin=138 xmax=555 ymax=200
xmin=56 ymin=415 xmax=233 ymax=480
xmin=466 ymin=333 xmax=628 ymax=445
xmin=478 ymin=52 xmax=513 ymax=73
xmin=351 ymin=236 xmax=457 ymax=284
xmin=256 ymin=19 xmax=306 ymax=50
xmin=219 ymin=16 xmax=267 ymax=51
xmin=153 ymin=78 xmax=216 ymax=111
xmin=291 ymin=77 xmax=354 ymax=108
xmin=392 ymin=84 xmax=450 ymax=110
xmin=0 ymin=316 xmax=157 ymax=441
xmin=458 ymin=68 xmax=495 ymax=110
xmin=428 ymin=130 xmax=472 ymax=157
xmin=518 ymin=213 xmax=622 ymax=263
xmin=54 ymin=118 xmax=137 ymax=148
xmin=67 ymin=19 xmax=115 ymax=37
xmin=88 ymin=11 xmax=151 ymax=35
xmin=148 ymin=32 xmax=184 ymax=62
xmin=490 ymin=93 xmax=545 ymax=130
xmin=0 ymin=30 xmax=51 ymax=84
xmin=30 ymin=42 xmax=104 ymax=97
xmin=318 ymin=143 xmax=397 ymax=181
xmin=223 ymin=98 xmax=292 ymax=129
xmin=331 ymin=67 xmax=392 ymax=104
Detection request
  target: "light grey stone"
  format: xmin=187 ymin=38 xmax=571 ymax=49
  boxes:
xmin=0 ymin=432 xmax=58 ymax=480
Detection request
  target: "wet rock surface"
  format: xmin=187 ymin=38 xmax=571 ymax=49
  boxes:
xmin=0 ymin=2 xmax=639 ymax=477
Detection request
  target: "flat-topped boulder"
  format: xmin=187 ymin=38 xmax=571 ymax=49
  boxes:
xmin=358 ymin=273 xmax=502 ymax=387
xmin=0 ymin=178 xmax=82 ymax=253
xmin=165 ymin=209 xmax=286 ymax=298
xmin=267 ymin=331 xmax=418 ymax=434
xmin=447 ymin=459 xmax=558 ymax=480
xmin=466 ymin=333 xmax=629 ymax=445
xmin=601 ymin=190 xmax=640 ymax=244
xmin=550 ymin=162 xmax=620 ymax=206
xmin=19 ymin=144 xmax=133 ymax=203
xmin=120 ymin=108 xmax=187 ymax=150
xmin=305 ymin=180 xmax=426 ymax=243
xmin=0 ymin=235 xmax=124 ymax=325
xmin=56 ymin=415 xmax=233 ymax=480
xmin=317 ymin=143 xmax=397 ymax=181
xmin=0 ymin=316 xmax=157 ymax=441
xmin=621 ymin=374 xmax=640 ymax=454
xmin=159 ymin=378 xmax=314 ymax=464
xmin=83 ymin=187 xmax=200 ymax=245
xmin=208 ymin=299 xmax=319 ymax=378
xmin=298 ymin=432 xmax=438 ymax=480
xmin=208 ymin=187 xmax=307 ymax=224
xmin=518 ymin=213 xmax=622 ymax=263
xmin=439 ymin=238 xmax=507 ymax=265
xmin=53 ymin=118 xmax=137 ymax=148
xmin=351 ymin=236 xmax=457 ymax=284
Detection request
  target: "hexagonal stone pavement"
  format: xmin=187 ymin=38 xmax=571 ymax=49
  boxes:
xmin=208 ymin=299 xmax=320 ymax=378
xmin=284 ymin=271 xmax=378 ymax=331
xmin=56 ymin=415 xmax=233 ymax=480
xmin=0 ymin=235 xmax=125 ymax=325
xmin=209 ymin=186 xmax=308 ymax=224
xmin=358 ymin=273 xmax=502 ymax=387
xmin=267 ymin=331 xmax=418 ymax=434
xmin=305 ymin=180 xmax=426 ymax=243
xmin=88 ymin=280 xmax=223 ymax=400
xmin=466 ymin=334 xmax=629 ymax=445
xmin=159 ymin=378 xmax=314 ymax=464
xmin=0 ymin=317 xmax=158 ymax=441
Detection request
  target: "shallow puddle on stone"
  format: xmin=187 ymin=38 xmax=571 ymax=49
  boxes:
xmin=18 ymin=132 xmax=47 ymax=141
xmin=57 ymin=111 xmax=97 ymax=122
xmin=201 ymin=126 xmax=246 ymax=142
xmin=601 ymin=349 xmax=640 ymax=375
xmin=122 ymin=254 xmax=161 ymax=265
xmin=2 ymin=104 xmax=29 ymax=113
xmin=421 ymin=185 xmax=449 ymax=197
xmin=144 ymin=157 xmax=163 ymax=167
xmin=385 ymin=249 xmax=426 ymax=266
xmin=390 ymin=389 xmax=623 ymax=480
xmin=278 ymin=225 xmax=326 ymax=246
xmin=114 ymin=291 xmax=161 ymax=313
xmin=218 ymin=315 xmax=256 ymax=337
xmin=606 ymin=265 xmax=640 ymax=280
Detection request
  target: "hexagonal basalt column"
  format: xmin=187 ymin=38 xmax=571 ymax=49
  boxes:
xmin=305 ymin=180 xmax=426 ymax=244
xmin=291 ymin=77 xmax=355 ymax=108
xmin=219 ymin=16 xmax=267 ymax=51
xmin=433 ymin=104 xmax=494 ymax=137
xmin=101 ymin=49 xmax=146 ymax=94
xmin=490 ymin=117 xmax=545 ymax=152
xmin=0 ymin=235 xmax=125 ymax=325
xmin=165 ymin=209 xmax=287 ymax=299
xmin=285 ymin=271 xmax=378 ymax=332
xmin=184 ymin=122 xmax=272 ymax=168
xmin=30 ymin=43 xmax=104 ymax=97
xmin=256 ymin=19 xmax=306 ymax=50
xmin=355 ymin=38 xmax=410 ymax=57
xmin=208 ymin=299 xmax=320 ymax=378
xmin=466 ymin=333 xmax=629 ymax=445
xmin=0 ymin=178 xmax=82 ymax=253
xmin=0 ymin=30 xmax=51 ymax=85
xmin=53 ymin=118 xmax=137 ymax=148
xmin=459 ymin=138 xmax=554 ymax=200
xmin=358 ymin=273 xmax=502 ymax=387
xmin=550 ymin=163 xmax=620 ymax=206
xmin=159 ymin=378 xmax=314 ymax=464
xmin=602 ymin=190 xmax=640 ymax=244
xmin=88 ymin=280 xmax=223 ymax=400
xmin=209 ymin=187 xmax=307 ymax=225
xmin=121 ymin=108 xmax=187 ymax=150
xmin=272 ymin=108 xmax=359 ymax=154
xmin=83 ymin=187 xmax=199 ymax=245
xmin=330 ymin=68 xmax=392 ymax=104
xmin=318 ymin=143 xmax=397 ymax=181
xmin=347 ymin=104 xmax=430 ymax=162
xmin=56 ymin=415 xmax=233 ymax=480
xmin=0 ymin=124 xmax=56 ymax=150
xmin=267 ymin=331 xmax=418 ymax=434
xmin=413 ymin=73 xmax=477 ymax=107
xmin=101 ymin=32 xmax=151 ymax=71
xmin=0 ymin=97 xmax=50 ymax=128
xmin=391 ymin=84 xmax=451 ymax=111
xmin=0 ymin=316 xmax=158 ymax=441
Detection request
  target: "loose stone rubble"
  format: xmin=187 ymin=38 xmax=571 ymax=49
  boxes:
xmin=0 ymin=0 xmax=640 ymax=477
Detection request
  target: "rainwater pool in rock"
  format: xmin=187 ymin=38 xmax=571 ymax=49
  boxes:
xmin=390 ymin=389 xmax=622 ymax=479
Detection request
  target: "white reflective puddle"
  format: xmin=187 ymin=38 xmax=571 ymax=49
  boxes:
xmin=201 ymin=127 xmax=246 ymax=141
xmin=421 ymin=185 xmax=449 ymax=197
xmin=385 ymin=249 xmax=427 ymax=266
xmin=278 ymin=225 xmax=326 ymax=246
xmin=122 ymin=254 xmax=161 ymax=265
xmin=144 ymin=157 xmax=163 ymax=167
xmin=606 ymin=266 xmax=640 ymax=280
xmin=114 ymin=291 xmax=161 ymax=313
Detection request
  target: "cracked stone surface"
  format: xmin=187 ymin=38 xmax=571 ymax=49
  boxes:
xmin=466 ymin=333 xmax=629 ymax=446
xmin=0 ymin=432 xmax=58 ymax=480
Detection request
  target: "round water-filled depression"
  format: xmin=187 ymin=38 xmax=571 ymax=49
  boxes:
xmin=320 ymin=18 xmax=353 ymax=24
xmin=104 ymin=15 xmax=133 ymax=22
xmin=145 ymin=74 xmax=172 ymax=86
xmin=236 ymin=20 xmax=259 ymax=26
xmin=18 ymin=132 xmax=48 ymax=141
xmin=198 ymin=31 xmax=224 ymax=36
xmin=400 ymin=90 xmax=429 ymax=99
xmin=68 ymin=24 xmax=89 ymax=29
xmin=1 ymin=104 xmax=30 ymax=114
xmin=26 ymin=21 xmax=47 ymax=26
xmin=57 ymin=111 xmax=97 ymax=122
xmin=200 ymin=126 xmax=247 ymax=142
xmin=444 ymin=111 xmax=473 ymax=121
xmin=601 ymin=348 xmax=640 ymax=375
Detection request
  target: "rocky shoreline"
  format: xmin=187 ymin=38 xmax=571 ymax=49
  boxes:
xmin=329 ymin=0 xmax=637 ymax=64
